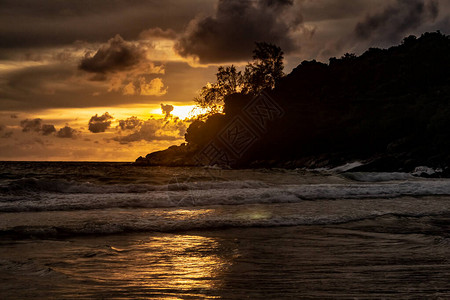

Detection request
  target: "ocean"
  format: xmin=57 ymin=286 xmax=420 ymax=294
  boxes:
xmin=0 ymin=161 xmax=449 ymax=299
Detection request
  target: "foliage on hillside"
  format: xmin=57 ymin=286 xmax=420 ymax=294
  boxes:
xmin=137 ymin=32 xmax=450 ymax=174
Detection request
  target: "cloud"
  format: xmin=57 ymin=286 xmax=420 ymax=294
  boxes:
xmin=1 ymin=131 xmax=13 ymax=139
xmin=10 ymin=114 xmax=18 ymax=119
xmin=120 ymin=76 xmax=167 ymax=96
xmin=139 ymin=27 xmax=177 ymax=40
xmin=161 ymin=103 xmax=174 ymax=119
xmin=300 ymin=0 xmax=381 ymax=22
xmin=0 ymin=125 xmax=11 ymax=138
xmin=20 ymin=118 xmax=43 ymax=132
xmin=174 ymin=0 xmax=309 ymax=63
xmin=79 ymin=35 xmax=146 ymax=74
xmin=314 ymin=0 xmax=442 ymax=61
xmin=41 ymin=124 xmax=56 ymax=136
xmin=88 ymin=112 xmax=113 ymax=133
xmin=355 ymin=0 xmax=439 ymax=42
xmin=18 ymin=117 xmax=78 ymax=138
xmin=1 ymin=63 xmax=82 ymax=110
xmin=0 ymin=0 xmax=212 ymax=53
xmin=140 ymin=77 xmax=167 ymax=96
xmin=118 ymin=116 xmax=142 ymax=130
xmin=77 ymin=34 xmax=168 ymax=96
xmin=113 ymin=119 xmax=176 ymax=144
xmin=56 ymin=126 xmax=78 ymax=138
xmin=0 ymin=61 xmax=205 ymax=111
xmin=20 ymin=118 xmax=59 ymax=136
xmin=112 ymin=117 xmax=188 ymax=144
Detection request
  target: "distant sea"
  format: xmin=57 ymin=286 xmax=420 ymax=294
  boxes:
xmin=0 ymin=161 xmax=449 ymax=299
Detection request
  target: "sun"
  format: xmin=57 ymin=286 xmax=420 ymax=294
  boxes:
xmin=150 ymin=105 xmax=209 ymax=120
xmin=171 ymin=105 xmax=197 ymax=119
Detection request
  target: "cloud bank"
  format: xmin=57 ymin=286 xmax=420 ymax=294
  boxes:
xmin=79 ymin=35 xmax=147 ymax=74
xmin=174 ymin=0 xmax=309 ymax=63
xmin=355 ymin=0 xmax=439 ymax=42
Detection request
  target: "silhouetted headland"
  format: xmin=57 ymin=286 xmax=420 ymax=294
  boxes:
xmin=136 ymin=32 xmax=450 ymax=177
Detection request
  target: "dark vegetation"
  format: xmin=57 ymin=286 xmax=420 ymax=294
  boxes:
xmin=136 ymin=32 xmax=450 ymax=175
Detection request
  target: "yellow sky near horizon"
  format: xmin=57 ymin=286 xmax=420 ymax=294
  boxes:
xmin=0 ymin=104 xmax=204 ymax=162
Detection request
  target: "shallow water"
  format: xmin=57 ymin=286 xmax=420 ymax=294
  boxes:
xmin=0 ymin=162 xmax=449 ymax=298
xmin=1 ymin=218 xmax=449 ymax=299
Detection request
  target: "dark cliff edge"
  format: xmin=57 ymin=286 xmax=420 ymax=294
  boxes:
xmin=135 ymin=32 xmax=450 ymax=177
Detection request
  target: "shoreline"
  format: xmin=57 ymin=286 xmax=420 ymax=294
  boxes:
xmin=2 ymin=215 xmax=450 ymax=299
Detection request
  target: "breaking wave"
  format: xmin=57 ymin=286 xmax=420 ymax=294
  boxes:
xmin=1 ymin=178 xmax=450 ymax=212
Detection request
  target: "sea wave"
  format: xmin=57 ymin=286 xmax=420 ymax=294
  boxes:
xmin=341 ymin=172 xmax=412 ymax=182
xmin=1 ymin=179 xmax=450 ymax=212
xmin=0 ymin=177 xmax=270 ymax=195
xmin=1 ymin=206 xmax=449 ymax=239
xmin=0 ymin=215 xmax=380 ymax=238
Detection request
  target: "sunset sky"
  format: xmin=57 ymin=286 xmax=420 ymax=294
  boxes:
xmin=1 ymin=0 xmax=449 ymax=161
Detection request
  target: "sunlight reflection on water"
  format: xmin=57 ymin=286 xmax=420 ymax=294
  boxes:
xmin=59 ymin=233 xmax=230 ymax=298
xmin=1 ymin=220 xmax=450 ymax=299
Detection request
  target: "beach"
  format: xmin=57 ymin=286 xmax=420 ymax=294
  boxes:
xmin=0 ymin=162 xmax=449 ymax=299
xmin=1 ymin=218 xmax=449 ymax=299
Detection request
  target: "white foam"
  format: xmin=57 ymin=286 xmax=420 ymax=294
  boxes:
xmin=329 ymin=161 xmax=364 ymax=173
xmin=342 ymin=172 xmax=412 ymax=182
xmin=1 ymin=177 xmax=270 ymax=195
xmin=412 ymin=166 xmax=443 ymax=176
xmin=2 ymin=178 xmax=450 ymax=212
xmin=1 ymin=197 xmax=450 ymax=237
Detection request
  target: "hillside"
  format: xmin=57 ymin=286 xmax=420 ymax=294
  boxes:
xmin=136 ymin=32 xmax=450 ymax=176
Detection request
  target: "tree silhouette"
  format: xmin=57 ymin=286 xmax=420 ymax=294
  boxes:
xmin=244 ymin=42 xmax=284 ymax=94
xmin=194 ymin=42 xmax=285 ymax=115
xmin=194 ymin=65 xmax=243 ymax=114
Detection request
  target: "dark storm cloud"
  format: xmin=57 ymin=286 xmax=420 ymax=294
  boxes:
xmin=0 ymin=65 xmax=100 ymax=110
xmin=2 ymin=0 xmax=449 ymax=113
xmin=161 ymin=104 xmax=174 ymax=119
xmin=314 ymin=0 xmax=444 ymax=61
xmin=355 ymin=0 xmax=439 ymax=41
xmin=79 ymin=35 xmax=146 ymax=74
xmin=88 ymin=112 xmax=113 ymax=133
xmin=1 ymin=64 xmax=77 ymax=110
xmin=5 ymin=64 xmax=73 ymax=91
xmin=56 ymin=126 xmax=78 ymax=139
xmin=0 ymin=61 xmax=209 ymax=111
xmin=174 ymin=0 xmax=306 ymax=63
xmin=0 ymin=0 xmax=213 ymax=51
xmin=118 ymin=116 xmax=142 ymax=131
